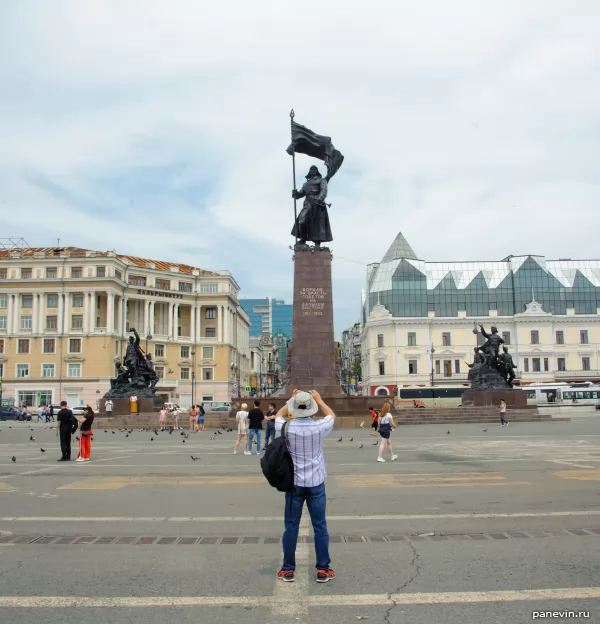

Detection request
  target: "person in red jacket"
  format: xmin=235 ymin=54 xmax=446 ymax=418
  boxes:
xmin=369 ymin=406 xmax=379 ymax=436
xmin=75 ymin=405 xmax=95 ymax=462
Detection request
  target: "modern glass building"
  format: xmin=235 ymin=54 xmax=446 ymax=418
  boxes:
xmin=364 ymin=232 xmax=600 ymax=320
xmin=239 ymin=297 xmax=293 ymax=339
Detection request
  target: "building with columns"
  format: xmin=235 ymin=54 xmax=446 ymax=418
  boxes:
xmin=0 ymin=246 xmax=250 ymax=409
xmin=360 ymin=232 xmax=600 ymax=396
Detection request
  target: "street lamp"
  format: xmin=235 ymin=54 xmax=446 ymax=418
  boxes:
xmin=191 ymin=349 xmax=196 ymax=407
xmin=430 ymin=344 xmax=436 ymax=387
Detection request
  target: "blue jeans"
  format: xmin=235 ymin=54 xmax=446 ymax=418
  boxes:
xmin=282 ymin=482 xmax=330 ymax=571
xmin=264 ymin=426 xmax=275 ymax=447
xmin=248 ymin=428 xmax=261 ymax=453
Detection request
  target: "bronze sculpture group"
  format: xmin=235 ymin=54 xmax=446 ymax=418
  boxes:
xmin=468 ymin=325 xmax=517 ymax=390
xmin=105 ymin=328 xmax=158 ymax=399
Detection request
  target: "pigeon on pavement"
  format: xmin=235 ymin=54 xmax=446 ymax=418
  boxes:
xmin=40 ymin=448 xmax=46 ymax=453
xmin=150 ymin=437 xmax=154 ymax=441
xmin=12 ymin=456 xmax=16 ymax=462
xmin=349 ymin=438 xmax=353 ymax=442
xmin=482 ymin=428 xmax=488 ymax=432
xmin=190 ymin=456 xmax=200 ymax=461
xmin=30 ymin=436 xmax=35 ymax=441
xmin=447 ymin=431 xmax=451 ymax=435
xmin=337 ymin=437 xmax=342 ymax=442
xmin=359 ymin=444 xmax=363 ymax=449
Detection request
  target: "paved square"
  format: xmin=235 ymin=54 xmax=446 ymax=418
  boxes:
xmin=1 ymin=417 xmax=600 ymax=623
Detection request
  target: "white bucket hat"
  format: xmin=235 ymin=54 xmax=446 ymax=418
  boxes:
xmin=287 ymin=391 xmax=319 ymax=418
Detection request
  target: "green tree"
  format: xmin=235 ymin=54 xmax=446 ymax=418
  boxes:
xmin=352 ymin=353 xmax=362 ymax=381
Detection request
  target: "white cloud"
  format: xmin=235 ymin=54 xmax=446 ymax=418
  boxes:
xmin=1 ymin=0 xmax=599 ymax=334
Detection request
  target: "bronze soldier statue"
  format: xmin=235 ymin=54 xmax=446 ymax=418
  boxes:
xmin=499 ymin=346 xmax=517 ymax=387
xmin=467 ymin=347 xmax=485 ymax=384
xmin=477 ymin=324 xmax=505 ymax=367
xmin=291 ymin=165 xmax=333 ymax=248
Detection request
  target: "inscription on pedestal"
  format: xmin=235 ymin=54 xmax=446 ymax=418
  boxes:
xmin=301 ymin=287 xmax=326 ymax=317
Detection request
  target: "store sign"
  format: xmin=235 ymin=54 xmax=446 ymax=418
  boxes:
xmin=137 ymin=289 xmax=184 ymax=300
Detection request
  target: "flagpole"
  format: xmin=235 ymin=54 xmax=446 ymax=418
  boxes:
xmin=290 ymin=109 xmax=298 ymax=247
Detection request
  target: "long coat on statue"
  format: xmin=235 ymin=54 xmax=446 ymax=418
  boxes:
xmin=291 ymin=173 xmax=333 ymax=244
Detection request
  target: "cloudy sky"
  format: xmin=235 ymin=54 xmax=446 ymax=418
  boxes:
xmin=1 ymin=1 xmax=599 ymax=336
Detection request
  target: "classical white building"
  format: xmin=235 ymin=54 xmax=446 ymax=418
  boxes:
xmin=360 ymin=233 xmax=600 ymax=396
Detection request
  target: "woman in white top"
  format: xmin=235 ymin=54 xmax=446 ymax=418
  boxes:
xmin=234 ymin=403 xmax=249 ymax=455
xmin=377 ymin=403 xmax=398 ymax=463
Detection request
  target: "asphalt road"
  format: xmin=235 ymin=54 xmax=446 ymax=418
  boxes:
xmin=1 ymin=413 xmax=599 ymax=623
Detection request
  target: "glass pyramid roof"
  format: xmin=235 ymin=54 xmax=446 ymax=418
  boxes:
xmin=381 ymin=232 xmax=418 ymax=262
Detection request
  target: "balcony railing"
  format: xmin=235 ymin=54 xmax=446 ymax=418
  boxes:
xmin=555 ymin=370 xmax=600 ymax=378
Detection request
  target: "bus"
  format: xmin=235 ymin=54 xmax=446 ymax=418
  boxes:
xmin=397 ymin=386 xmax=467 ymax=408
xmin=522 ymin=382 xmax=597 ymax=405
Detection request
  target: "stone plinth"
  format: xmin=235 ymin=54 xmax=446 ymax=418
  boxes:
xmin=97 ymin=397 xmax=164 ymax=416
xmin=288 ymin=249 xmax=340 ymax=395
xmin=461 ymin=389 xmax=528 ymax=408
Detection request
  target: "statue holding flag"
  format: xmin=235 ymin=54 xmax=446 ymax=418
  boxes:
xmin=287 ymin=111 xmax=344 ymax=249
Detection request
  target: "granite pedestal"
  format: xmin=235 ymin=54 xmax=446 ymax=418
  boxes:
xmin=461 ymin=389 xmax=528 ymax=408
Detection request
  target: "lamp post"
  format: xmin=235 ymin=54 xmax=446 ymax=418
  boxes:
xmin=191 ymin=349 xmax=196 ymax=407
xmin=430 ymin=344 xmax=436 ymax=387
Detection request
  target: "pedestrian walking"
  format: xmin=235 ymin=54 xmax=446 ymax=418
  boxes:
xmin=234 ymin=403 xmax=249 ymax=454
xmin=37 ymin=405 xmax=45 ymax=423
xmin=172 ymin=407 xmax=180 ymax=430
xmin=197 ymin=403 xmax=206 ymax=432
xmin=159 ymin=406 xmax=167 ymax=430
xmin=130 ymin=392 xmax=138 ymax=414
xmin=273 ymin=389 xmax=336 ymax=584
xmin=369 ymin=406 xmax=379 ymax=436
xmin=247 ymin=399 xmax=264 ymax=455
xmin=75 ymin=406 xmax=95 ymax=462
xmin=500 ymin=399 xmax=509 ymax=426
xmin=264 ymin=402 xmax=277 ymax=448
xmin=105 ymin=399 xmax=113 ymax=419
xmin=188 ymin=405 xmax=198 ymax=432
xmin=55 ymin=401 xmax=76 ymax=462
xmin=376 ymin=404 xmax=397 ymax=463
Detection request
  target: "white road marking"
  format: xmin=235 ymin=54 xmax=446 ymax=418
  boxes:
xmin=2 ymin=509 xmax=600 ymax=523
xmin=0 ymin=587 xmax=599 ymax=608
xmin=549 ymin=459 xmax=597 ymax=469
xmin=271 ymin=513 xmax=309 ymax=619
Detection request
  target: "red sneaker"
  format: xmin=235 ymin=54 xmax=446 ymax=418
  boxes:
xmin=316 ymin=569 xmax=336 ymax=583
xmin=276 ymin=569 xmax=295 ymax=582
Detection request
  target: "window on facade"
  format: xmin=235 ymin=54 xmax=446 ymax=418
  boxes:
xmin=443 ymin=360 xmax=452 ymax=377
xmin=205 ymin=327 xmax=216 ymax=338
xmin=202 ymin=394 xmax=214 ymax=401
xmin=582 ymin=357 xmax=591 ymax=371
xmin=21 ymin=268 xmax=32 ymax=279
xmin=96 ymin=266 xmax=106 ymax=277
xmin=202 ymin=367 xmax=213 ymax=380
xmin=20 ymin=315 xmax=32 ymax=330
xmin=42 ymin=363 xmax=55 ymax=378
xmin=43 ymin=338 xmax=55 ymax=353
xmin=154 ymin=344 xmax=165 ymax=358
xmin=556 ymin=331 xmax=564 ymax=345
xmin=407 ymin=332 xmax=416 ymax=346
xmin=0 ymin=363 xmax=3 ymax=378
xmin=17 ymin=364 xmax=29 ymax=378
xmin=205 ymin=307 xmax=217 ymax=319
xmin=68 ymin=363 xmax=81 ymax=377
xmin=115 ymin=270 xmax=122 ymax=280
xmin=524 ymin=358 xmax=529 ymax=372
xmin=18 ymin=339 xmax=30 ymax=354
xmin=21 ymin=295 xmax=32 ymax=308
xmin=502 ymin=331 xmax=511 ymax=345
xmin=378 ymin=361 xmax=385 ymax=375
xmin=155 ymin=278 xmax=170 ymax=290
xmin=128 ymin=275 xmax=146 ymax=287
xmin=72 ymin=293 xmax=84 ymax=307
xmin=530 ymin=330 xmax=539 ymax=345
xmin=180 ymin=367 xmax=190 ymax=380
xmin=532 ymin=358 xmax=541 ymax=372
xmin=0 ymin=269 xmax=6 ymax=280
xmin=377 ymin=334 xmax=384 ymax=348
xmin=69 ymin=338 xmax=81 ymax=353
xmin=455 ymin=360 xmax=460 ymax=374
xmin=408 ymin=360 xmax=417 ymax=374
xmin=0 ymin=294 xmax=6 ymax=308
xmin=202 ymin=346 xmax=214 ymax=359
xmin=46 ymin=268 xmax=57 ymax=279
xmin=544 ymin=357 xmax=549 ymax=372
xmin=0 ymin=316 xmax=5 ymax=330
xmin=44 ymin=315 xmax=57 ymax=330
xmin=442 ymin=332 xmax=451 ymax=346
xmin=180 ymin=346 xmax=190 ymax=359
xmin=179 ymin=282 xmax=192 ymax=292
xmin=47 ymin=294 xmax=58 ymax=308
xmin=200 ymin=283 xmax=218 ymax=293
xmin=557 ymin=358 xmax=566 ymax=371
xmin=71 ymin=267 xmax=82 ymax=278
xmin=435 ymin=360 xmax=441 ymax=375
xmin=72 ymin=315 xmax=83 ymax=329
xmin=155 ymin=366 xmax=164 ymax=379
xmin=0 ymin=338 xmax=4 ymax=353
xmin=580 ymin=330 xmax=589 ymax=345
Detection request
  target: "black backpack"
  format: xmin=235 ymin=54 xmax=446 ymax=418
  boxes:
xmin=260 ymin=421 xmax=294 ymax=492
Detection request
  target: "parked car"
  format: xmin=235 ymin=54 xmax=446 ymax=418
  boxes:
xmin=0 ymin=406 xmax=22 ymax=421
xmin=50 ymin=404 xmax=86 ymax=416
